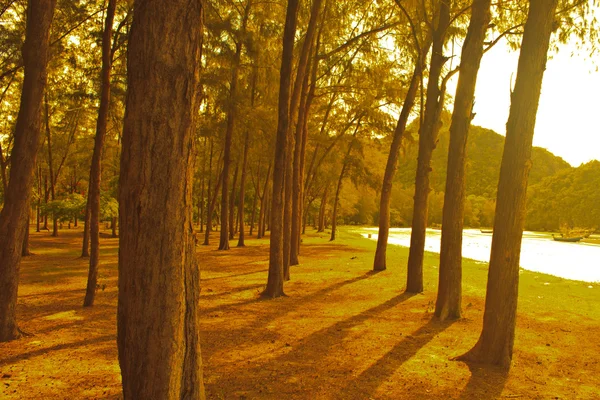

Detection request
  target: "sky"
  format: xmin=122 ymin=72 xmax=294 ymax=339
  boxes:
xmin=456 ymin=37 xmax=600 ymax=167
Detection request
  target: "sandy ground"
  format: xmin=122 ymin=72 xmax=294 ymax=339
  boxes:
xmin=1 ymin=227 xmax=599 ymax=399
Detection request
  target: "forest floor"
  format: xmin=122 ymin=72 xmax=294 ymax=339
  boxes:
xmin=1 ymin=226 xmax=599 ymax=399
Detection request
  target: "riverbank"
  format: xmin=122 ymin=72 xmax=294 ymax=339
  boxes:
xmin=0 ymin=227 xmax=599 ymax=399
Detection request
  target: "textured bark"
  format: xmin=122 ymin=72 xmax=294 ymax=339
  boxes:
xmin=237 ymin=130 xmax=250 ymax=247
xmin=84 ymin=0 xmax=116 ymax=308
xmin=373 ymin=51 xmax=427 ymax=271
xmin=265 ymin=0 xmax=299 ymax=297
xmin=330 ymin=126 xmax=359 ymax=242
xmin=0 ymin=0 xmax=56 ymax=342
xmin=219 ymin=3 xmax=250 ymax=250
xmin=117 ymin=0 xmax=206 ymax=398
xmin=227 ymin=162 xmax=239 ymax=241
xmin=44 ymin=96 xmax=58 ymax=237
xmin=435 ymin=0 xmax=491 ymax=321
xmin=81 ymin=197 xmax=90 ymax=257
xmin=317 ymin=185 xmax=328 ymax=232
xmin=21 ymin=213 xmax=31 ymax=257
xmin=456 ymin=0 xmax=557 ymax=369
xmin=406 ymin=0 xmax=450 ymax=293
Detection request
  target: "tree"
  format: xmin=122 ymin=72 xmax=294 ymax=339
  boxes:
xmin=435 ymin=0 xmax=492 ymax=321
xmin=456 ymin=0 xmax=558 ymax=369
xmin=264 ymin=0 xmax=299 ymax=297
xmin=0 ymin=0 xmax=57 ymax=342
xmin=83 ymin=0 xmax=117 ymax=307
xmin=117 ymin=0 xmax=205 ymax=397
xmin=406 ymin=0 xmax=451 ymax=293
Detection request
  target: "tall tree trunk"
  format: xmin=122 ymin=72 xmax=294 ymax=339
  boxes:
xmin=256 ymin=163 xmax=271 ymax=239
xmin=435 ymin=0 xmax=491 ymax=321
xmin=456 ymin=0 xmax=558 ymax=369
xmin=219 ymin=3 xmax=250 ymax=250
xmin=228 ymin=161 xmax=239 ymax=240
xmin=198 ymin=139 xmax=207 ymax=232
xmin=117 ymin=0 xmax=205 ymax=397
xmin=0 ymin=0 xmax=56 ymax=343
xmin=36 ymin=165 xmax=41 ymax=232
xmin=84 ymin=0 xmax=116 ymax=308
xmin=81 ymin=197 xmax=90 ymax=257
xmin=249 ymin=190 xmax=257 ymax=236
xmin=21 ymin=212 xmax=31 ymax=256
xmin=406 ymin=0 xmax=451 ymax=293
xmin=202 ymin=139 xmax=214 ymax=242
xmin=43 ymin=173 xmax=48 ymax=230
xmin=289 ymin=0 xmax=322 ymax=267
xmin=203 ymin=168 xmax=223 ymax=246
xmin=265 ymin=0 xmax=300 ymax=297
xmin=373 ymin=54 xmax=426 ymax=271
xmin=317 ymin=185 xmax=328 ymax=232
xmin=330 ymin=125 xmax=359 ymax=241
xmin=44 ymin=95 xmax=58 ymax=237
xmin=237 ymin=131 xmax=250 ymax=246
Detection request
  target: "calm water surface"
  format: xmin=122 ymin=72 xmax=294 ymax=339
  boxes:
xmin=357 ymin=228 xmax=600 ymax=283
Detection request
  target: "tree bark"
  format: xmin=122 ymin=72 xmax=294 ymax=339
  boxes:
xmin=118 ymin=0 xmax=205 ymax=398
xmin=317 ymin=185 xmax=328 ymax=232
xmin=435 ymin=0 xmax=491 ymax=321
xmin=373 ymin=51 xmax=427 ymax=271
xmin=257 ymin=163 xmax=271 ymax=239
xmin=219 ymin=3 xmax=250 ymax=250
xmin=265 ymin=0 xmax=299 ymax=297
xmin=84 ymin=0 xmax=116 ymax=308
xmin=81 ymin=196 xmax=90 ymax=257
xmin=44 ymin=95 xmax=58 ymax=237
xmin=21 ymin=212 xmax=31 ymax=256
xmin=456 ymin=0 xmax=558 ymax=369
xmin=228 ymin=161 xmax=239 ymax=240
xmin=237 ymin=131 xmax=250 ymax=246
xmin=203 ymin=167 xmax=223 ymax=246
xmin=406 ymin=0 xmax=450 ymax=293
xmin=0 ymin=0 xmax=56 ymax=342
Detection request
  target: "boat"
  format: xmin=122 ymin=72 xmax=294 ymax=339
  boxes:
xmin=480 ymin=229 xmax=493 ymax=234
xmin=552 ymin=234 xmax=583 ymax=243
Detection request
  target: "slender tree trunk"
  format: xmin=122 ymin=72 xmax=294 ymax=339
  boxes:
xmin=118 ymin=0 xmax=206 ymax=397
xmin=256 ymin=163 xmax=271 ymax=239
xmin=373 ymin=43 xmax=429 ymax=271
xmin=228 ymin=161 xmax=239 ymax=240
xmin=330 ymin=126 xmax=359 ymax=241
xmin=0 ymin=0 xmax=56 ymax=342
xmin=43 ymin=174 xmax=48 ymax=230
xmin=435 ymin=0 xmax=491 ymax=321
xmin=317 ymin=185 xmax=328 ymax=232
xmin=219 ymin=3 xmax=250 ymax=250
xmin=265 ymin=0 xmax=299 ymax=297
xmin=81 ymin=196 xmax=90 ymax=257
xmin=199 ymin=140 xmax=207 ymax=233
xmin=249 ymin=190 xmax=257 ymax=236
xmin=237 ymin=131 xmax=250 ymax=246
xmin=44 ymin=95 xmax=58 ymax=237
xmin=84 ymin=0 xmax=116 ymax=307
xmin=204 ymin=168 xmax=223 ymax=246
xmin=202 ymin=139 xmax=214 ymax=243
xmin=406 ymin=0 xmax=450 ymax=293
xmin=111 ymin=216 xmax=117 ymax=237
xmin=36 ymin=165 xmax=41 ymax=232
xmin=22 ymin=212 xmax=31 ymax=256
xmin=456 ymin=0 xmax=558 ymax=369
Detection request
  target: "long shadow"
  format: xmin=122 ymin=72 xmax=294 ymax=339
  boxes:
xmin=457 ymin=363 xmax=508 ymax=400
xmin=0 ymin=334 xmax=115 ymax=367
xmin=205 ymin=292 xmax=415 ymax=397
xmin=201 ymin=268 xmax=268 ymax=282
xmin=339 ymin=318 xmax=455 ymax=399
xmin=19 ymin=288 xmax=86 ymax=299
xmin=201 ymin=283 xmax=265 ymax=299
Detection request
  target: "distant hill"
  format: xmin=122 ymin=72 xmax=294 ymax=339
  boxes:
xmin=526 ymin=160 xmax=600 ymax=231
xmin=394 ymin=122 xmax=572 ymax=198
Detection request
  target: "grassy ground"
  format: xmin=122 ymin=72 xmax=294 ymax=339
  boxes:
xmin=0 ymin=226 xmax=599 ymax=399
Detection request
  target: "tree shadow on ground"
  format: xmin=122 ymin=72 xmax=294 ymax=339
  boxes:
xmin=205 ymin=292 xmax=416 ymax=398
xmin=457 ymin=362 xmax=508 ymax=400
xmin=0 ymin=335 xmax=115 ymax=367
xmin=338 ymin=318 xmax=455 ymax=399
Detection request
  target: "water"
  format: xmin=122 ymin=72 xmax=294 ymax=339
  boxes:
xmin=357 ymin=227 xmax=600 ymax=283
